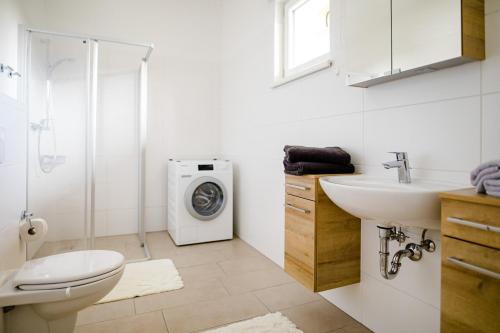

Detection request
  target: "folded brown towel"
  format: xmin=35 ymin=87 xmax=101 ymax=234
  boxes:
xmin=284 ymin=145 xmax=351 ymax=165
xmin=284 ymin=160 xmax=355 ymax=176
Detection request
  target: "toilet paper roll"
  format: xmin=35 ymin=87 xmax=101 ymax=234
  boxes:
xmin=19 ymin=218 xmax=48 ymax=242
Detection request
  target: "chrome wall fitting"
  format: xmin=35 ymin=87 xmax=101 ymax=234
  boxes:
xmin=377 ymin=226 xmax=436 ymax=280
xmin=0 ymin=63 xmax=21 ymax=78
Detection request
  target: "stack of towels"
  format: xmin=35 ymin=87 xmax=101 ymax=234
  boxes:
xmin=283 ymin=145 xmax=355 ymax=176
xmin=471 ymin=160 xmax=500 ymax=198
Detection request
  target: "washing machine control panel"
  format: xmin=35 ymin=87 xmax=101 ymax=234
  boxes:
xmin=198 ymin=164 xmax=214 ymax=171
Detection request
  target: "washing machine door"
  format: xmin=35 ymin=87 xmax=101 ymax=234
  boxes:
xmin=185 ymin=176 xmax=227 ymax=221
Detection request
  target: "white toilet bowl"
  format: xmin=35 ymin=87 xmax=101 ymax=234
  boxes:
xmin=0 ymin=250 xmax=125 ymax=333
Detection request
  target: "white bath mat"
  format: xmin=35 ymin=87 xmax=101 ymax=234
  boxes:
xmin=97 ymin=259 xmax=184 ymax=304
xmin=202 ymin=312 xmax=304 ymax=333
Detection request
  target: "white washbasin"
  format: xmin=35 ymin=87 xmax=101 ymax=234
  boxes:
xmin=319 ymin=175 xmax=466 ymax=229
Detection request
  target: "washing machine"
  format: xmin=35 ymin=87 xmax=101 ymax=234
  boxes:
xmin=167 ymin=160 xmax=233 ymax=245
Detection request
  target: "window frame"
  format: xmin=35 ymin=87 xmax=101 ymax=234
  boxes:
xmin=274 ymin=0 xmax=332 ymax=87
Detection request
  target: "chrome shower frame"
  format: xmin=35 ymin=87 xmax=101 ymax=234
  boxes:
xmin=24 ymin=28 xmax=154 ymax=262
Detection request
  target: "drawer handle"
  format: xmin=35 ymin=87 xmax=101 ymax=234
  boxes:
xmin=286 ymin=204 xmax=310 ymax=214
xmin=447 ymin=217 xmax=500 ymax=234
xmin=448 ymin=257 xmax=500 ymax=280
xmin=286 ymin=183 xmax=311 ymax=191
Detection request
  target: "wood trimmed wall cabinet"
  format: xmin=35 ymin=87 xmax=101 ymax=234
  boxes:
xmin=284 ymin=174 xmax=361 ymax=292
xmin=440 ymin=189 xmax=500 ymax=333
xmin=345 ymin=0 xmax=486 ymax=87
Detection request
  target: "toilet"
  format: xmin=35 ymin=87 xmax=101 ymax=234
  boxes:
xmin=0 ymin=250 xmax=125 ymax=333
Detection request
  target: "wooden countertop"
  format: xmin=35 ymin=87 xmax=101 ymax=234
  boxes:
xmin=440 ymin=188 xmax=500 ymax=207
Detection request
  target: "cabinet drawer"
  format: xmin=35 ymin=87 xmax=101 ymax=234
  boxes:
xmin=442 ymin=199 xmax=500 ymax=249
xmin=285 ymin=194 xmax=315 ymax=269
xmin=441 ymin=236 xmax=500 ymax=333
xmin=285 ymin=175 xmax=316 ymax=201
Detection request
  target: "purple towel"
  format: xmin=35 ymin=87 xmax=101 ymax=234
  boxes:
xmin=284 ymin=160 xmax=355 ymax=176
xmin=470 ymin=160 xmax=500 ymax=193
xmin=284 ymin=145 xmax=351 ymax=165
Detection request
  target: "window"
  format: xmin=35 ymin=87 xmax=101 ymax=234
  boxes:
xmin=275 ymin=0 xmax=332 ymax=86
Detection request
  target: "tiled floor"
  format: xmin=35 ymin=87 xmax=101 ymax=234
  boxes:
xmin=45 ymin=232 xmax=372 ymax=333
xmin=33 ymin=234 xmax=148 ymax=260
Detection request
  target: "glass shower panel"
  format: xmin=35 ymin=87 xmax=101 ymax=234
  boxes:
xmin=27 ymin=33 xmax=90 ymax=258
xmin=93 ymin=42 xmax=145 ymax=260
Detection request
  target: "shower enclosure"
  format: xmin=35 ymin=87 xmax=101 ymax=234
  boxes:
xmin=24 ymin=28 xmax=153 ymax=262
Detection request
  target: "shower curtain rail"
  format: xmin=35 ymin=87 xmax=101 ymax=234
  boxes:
xmin=26 ymin=28 xmax=154 ymax=60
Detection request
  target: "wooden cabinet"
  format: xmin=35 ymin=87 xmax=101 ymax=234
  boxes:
xmin=284 ymin=174 xmax=361 ymax=292
xmin=440 ymin=189 xmax=500 ymax=333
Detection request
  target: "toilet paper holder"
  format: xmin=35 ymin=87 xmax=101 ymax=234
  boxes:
xmin=21 ymin=210 xmax=36 ymax=235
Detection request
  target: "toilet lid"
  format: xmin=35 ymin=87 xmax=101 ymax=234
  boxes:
xmin=13 ymin=250 xmax=124 ymax=289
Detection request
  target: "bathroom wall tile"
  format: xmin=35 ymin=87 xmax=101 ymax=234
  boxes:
xmin=229 ymin=158 xmax=286 ymax=265
xmin=361 ymin=164 xmax=471 ymax=185
xmin=364 ymin=97 xmax=481 ymax=171
xmin=162 ymin=293 xmax=268 ymax=333
xmin=107 ymin=181 xmax=138 ymax=210
xmin=254 ymin=113 xmax=364 ymax=164
xmin=106 ymin=156 xmax=138 ymax=184
xmin=364 ymin=62 xmax=480 ymax=111
xmin=44 ymin=213 xmax=86 ymax=242
xmin=360 ymin=273 xmax=440 ymax=333
xmin=145 ymin=206 xmax=167 ymax=232
xmin=360 ymin=222 xmax=441 ymax=309
xmin=482 ymin=93 xmax=500 ymax=161
xmin=106 ymin=209 xmax=139 ymax=236
xmin=94 ymin=211 xmax=107 ymax=237
xmin=94 ymin=182 xmax=108 ymax=212
xmin=482 ymin=10 xmax=500 ymax=94
xmin=320 ymin=283 xmax=364 ymax=324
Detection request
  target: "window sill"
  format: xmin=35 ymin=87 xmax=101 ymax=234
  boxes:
xmin=272 ymin=59 xmax=333 ymax=88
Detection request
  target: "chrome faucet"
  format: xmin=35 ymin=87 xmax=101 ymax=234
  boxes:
xmin=382 ymin=152 xmax=411 ymax=184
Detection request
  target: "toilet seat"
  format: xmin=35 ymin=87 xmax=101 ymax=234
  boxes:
xmin=12 ymin=250 xmax=124 ymax=291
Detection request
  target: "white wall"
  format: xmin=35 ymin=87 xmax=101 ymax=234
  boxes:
xmin=0 ymin=0 xmax=44 ymax=272
xmin=219 ymin=1 xmax=500 ymax=332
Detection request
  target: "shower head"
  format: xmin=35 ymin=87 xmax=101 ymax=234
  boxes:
xmin=47 ymin=58 xmax=75 ymax=76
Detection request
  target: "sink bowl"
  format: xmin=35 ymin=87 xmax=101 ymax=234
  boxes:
xmin=319 ymin=175 xmax=465 ymax=229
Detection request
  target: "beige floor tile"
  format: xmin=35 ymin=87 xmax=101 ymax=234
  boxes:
xmin=252 ymin=282 xmax=321 ymax=311
xmin=340 ymin=322 xmax=373 ymax=333
xmin=218 ymin=255 xmax=278 ymax=275
xmin=34 ymin=239 xmax=86 ymax=258
xmin=76 ymin=299 xmax=135 ymax=326
xmin=281 ymin=299 xmax=356 ymax=333
xmin=146 ymin=231 xmax=174 ymax=245
xmin=220 ymin=267 xmax=294 ymax=294
xmin=134 ymin=278 xmax=229 ymax=314
xmin=75 ymin=311 xmax=167 ymax=333
xmin=162 ymin=293 xmax=269 ymax=333
xmin=177 ymin=263 xmax=227 ymax=284
xmin=170 ymin=249 xmax=228 ymax=268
